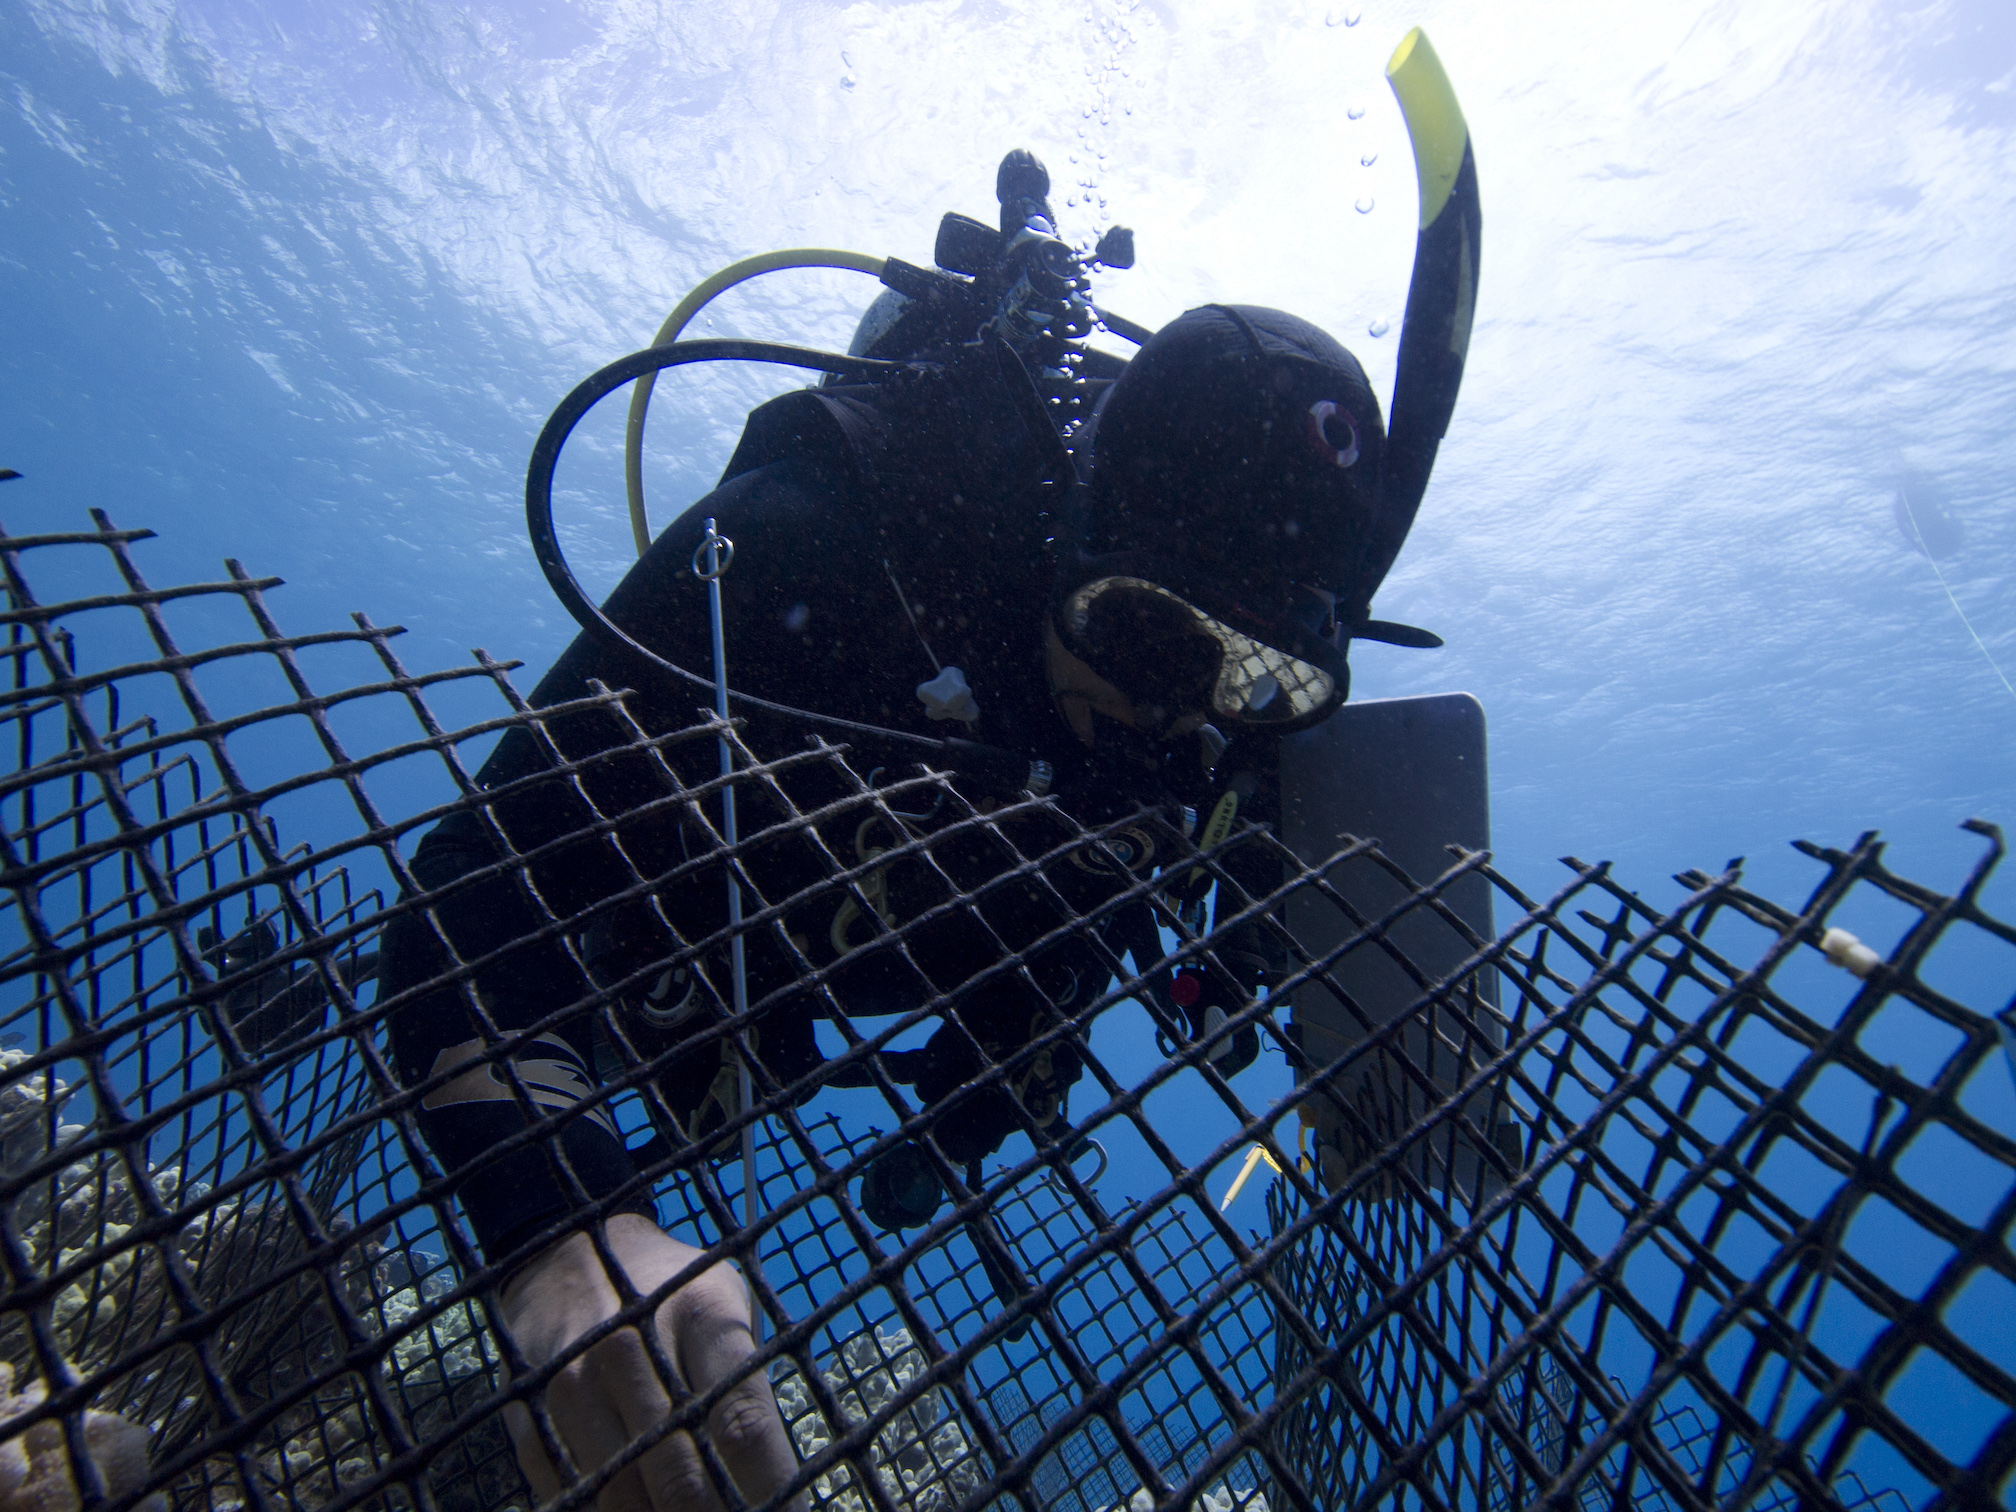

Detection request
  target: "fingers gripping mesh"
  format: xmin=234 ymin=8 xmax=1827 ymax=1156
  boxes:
xmin=0 ymin=514 xmax=2008 ymax=1512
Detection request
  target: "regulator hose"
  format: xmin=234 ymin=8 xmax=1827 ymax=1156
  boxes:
xmin=527 ymin=337 xmax=1046 ymax=793
xmin=624 ymin=250 xmax=889 ymax=556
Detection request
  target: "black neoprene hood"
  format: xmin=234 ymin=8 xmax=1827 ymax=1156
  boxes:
xmin=1078 ymin=304 xmax=1386 ymax=612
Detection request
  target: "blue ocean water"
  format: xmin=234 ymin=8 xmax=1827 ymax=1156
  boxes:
xmin=4 ymin=0 xmax=2013 ymax=1491
xmin=8 ymin=0 xmax=2010 ymax=906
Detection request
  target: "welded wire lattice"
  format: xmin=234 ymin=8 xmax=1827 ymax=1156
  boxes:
xmin=0 ymin=514 xmax=2010 ymax=1512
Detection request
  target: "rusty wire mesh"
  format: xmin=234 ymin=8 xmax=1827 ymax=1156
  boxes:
xmin=0 ymin=513 xmax=2011 ymax=1512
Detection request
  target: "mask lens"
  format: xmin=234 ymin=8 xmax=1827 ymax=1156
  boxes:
xmin=1213 ymin=632 xmax=1333 ymax=722
xmin=1065 ymin=578 xmax=1336 ymax=727
xmin=1068 ymin=579 xmax=1223 ymax=729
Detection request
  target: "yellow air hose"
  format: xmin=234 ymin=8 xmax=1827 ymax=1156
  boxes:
xmin=623 ymin=249 xmax=888 ymax=556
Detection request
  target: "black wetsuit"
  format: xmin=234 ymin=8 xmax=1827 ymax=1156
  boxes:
xmin=381 ymin=353 xmax=1282 ymax=1262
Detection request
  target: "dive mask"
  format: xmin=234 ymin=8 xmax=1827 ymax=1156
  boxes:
xmin=1059 ymin=575 xmax=1345 ymax=733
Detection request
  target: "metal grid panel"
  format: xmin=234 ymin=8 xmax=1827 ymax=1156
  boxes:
xmin=0 ymin=515 xmax=2009 ymax=1512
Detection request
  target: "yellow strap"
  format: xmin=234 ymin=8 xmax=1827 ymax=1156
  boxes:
xmin=624 ymin=249 xmax=888 ymax=557
xmin=1385 ymin=28 xmax=1471 ymax=231
xmin=1186 ymin=789 xmax=1241 ymax=888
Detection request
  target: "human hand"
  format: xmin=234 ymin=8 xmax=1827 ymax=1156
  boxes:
xmin=498 ymin=1213 xmax=802 ymax=1512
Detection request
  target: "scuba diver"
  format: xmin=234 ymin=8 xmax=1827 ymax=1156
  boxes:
xmin=378 ymin=29 xmax=1478 ymax=1512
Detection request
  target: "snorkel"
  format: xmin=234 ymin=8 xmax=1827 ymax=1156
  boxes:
xmin=1362 ymin=27 xmax=1483 ymax=625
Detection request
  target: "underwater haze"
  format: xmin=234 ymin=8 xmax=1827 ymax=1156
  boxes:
xmin=5 ymin=0 xmax=2014 ymax=911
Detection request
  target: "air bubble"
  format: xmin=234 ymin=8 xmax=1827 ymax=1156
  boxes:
xmin=1346 ymin=104 xmax=1366 ymax=121
xmin=1368 ymin=318 xmax=1390 ymax=337
xmin=1354 ymin=197 xmax=1374 ymax=214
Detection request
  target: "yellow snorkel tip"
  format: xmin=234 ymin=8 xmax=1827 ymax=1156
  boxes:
xmin=1386 ymin=28 xmax=1470 ymax=231
xmin=1350 ymin=27 xmax=1481 ymax=617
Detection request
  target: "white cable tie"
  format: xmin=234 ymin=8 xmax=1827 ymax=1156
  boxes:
xmin=1819 ymin=927 xmax=1882 ymax=979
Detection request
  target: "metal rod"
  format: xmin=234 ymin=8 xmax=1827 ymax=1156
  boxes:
xmin=694 ymin=518 xmax=758 ymax=1237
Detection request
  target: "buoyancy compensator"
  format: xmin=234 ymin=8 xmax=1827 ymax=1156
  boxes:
xmin=524 ymin=144 xmax=1147 ymax=796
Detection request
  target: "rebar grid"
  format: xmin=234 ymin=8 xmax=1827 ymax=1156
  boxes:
xmin=0 ymin=516 xmax=2007 ymax=1512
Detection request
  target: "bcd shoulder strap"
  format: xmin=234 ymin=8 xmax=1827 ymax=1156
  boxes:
xmin=717 ymin=386 xmax=892 ymax=498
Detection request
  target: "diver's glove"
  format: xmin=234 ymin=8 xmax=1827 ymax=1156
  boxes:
xmin=1166 ymin=948 xmax=1268 ymax=1076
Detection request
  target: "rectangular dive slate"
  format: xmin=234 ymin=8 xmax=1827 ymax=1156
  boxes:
xmin=1278 ymin=692 xmax=1517 ymax=1201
